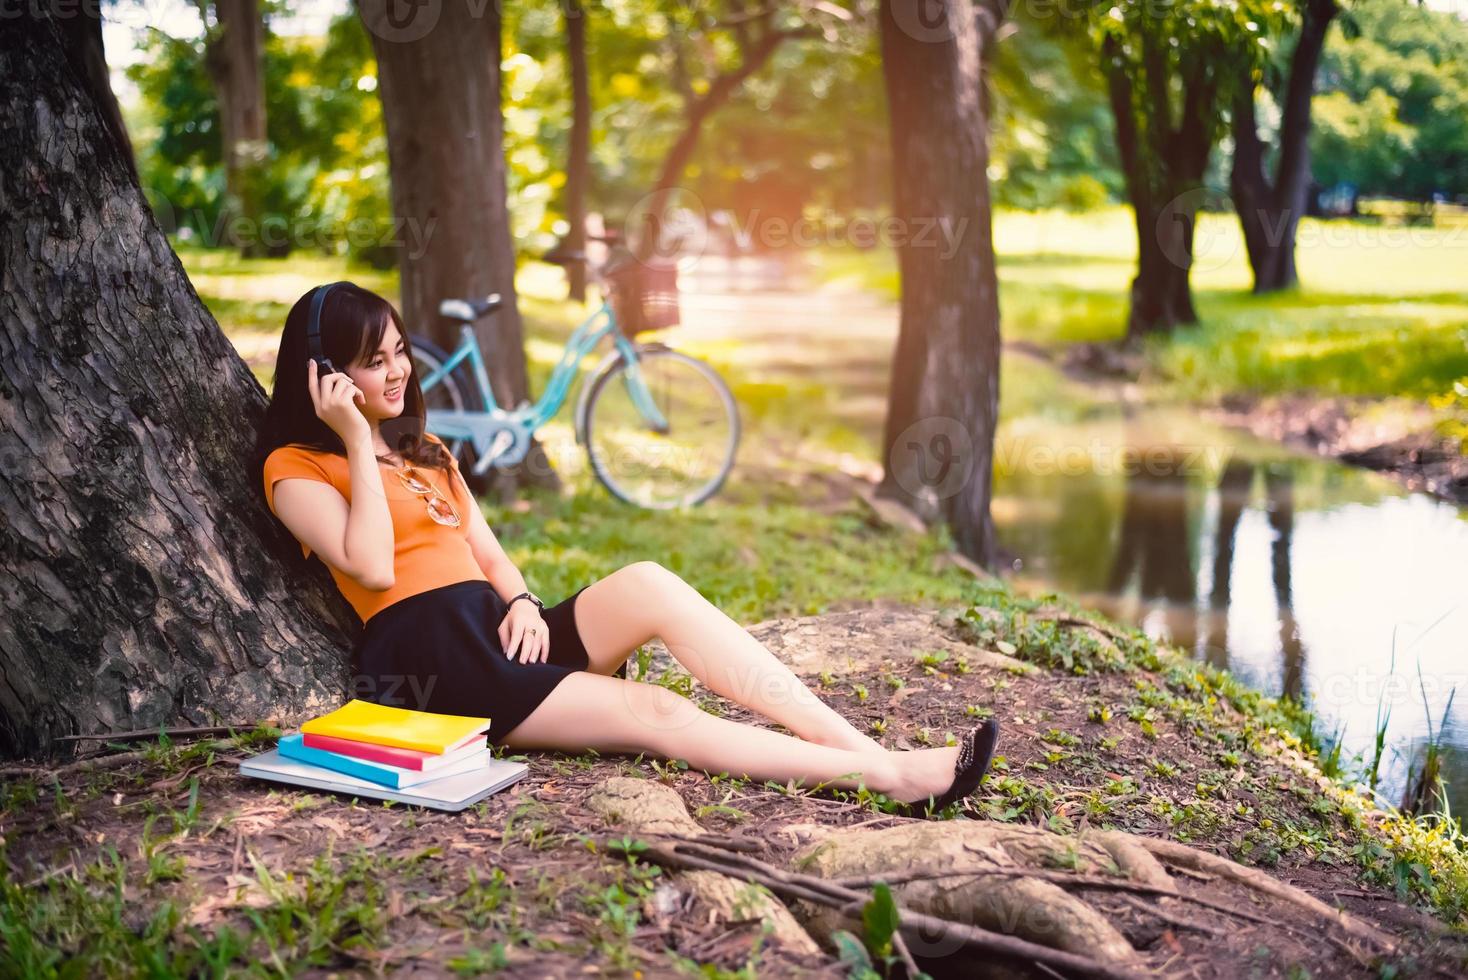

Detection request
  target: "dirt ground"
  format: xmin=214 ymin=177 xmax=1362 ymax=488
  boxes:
xmin=4 ymin=600 xmax=1466 ymax=977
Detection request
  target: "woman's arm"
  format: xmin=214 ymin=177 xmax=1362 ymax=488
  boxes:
xmin=271 ymin=432 xmax=396 ymax=590
xmin=339 ymin=431 xmax=396 ymax=588
xmin=457 ymin=475 xmax=531 ymax=601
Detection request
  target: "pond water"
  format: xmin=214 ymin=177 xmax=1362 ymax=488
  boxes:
xmin=991 ymin=395 xmax=1468 ymax=817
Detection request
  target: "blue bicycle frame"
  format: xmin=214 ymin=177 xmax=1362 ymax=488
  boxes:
xmin=416 ymin=300 xmax=671 ymax=476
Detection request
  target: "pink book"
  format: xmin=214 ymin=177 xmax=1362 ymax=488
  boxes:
xmin=301 ymin=730 xmax=489 ymax=771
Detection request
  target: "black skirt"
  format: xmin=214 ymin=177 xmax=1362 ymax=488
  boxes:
xmin=349 ymin=580 xmax=626 ymax=746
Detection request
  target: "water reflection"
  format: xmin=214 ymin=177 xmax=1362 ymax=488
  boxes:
xmin=993 ymin=411 xmax=1468 ymax=817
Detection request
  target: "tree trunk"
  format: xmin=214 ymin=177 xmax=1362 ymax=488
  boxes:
xmin=52 ymin=0 xmax=139 ymax=186
xmin=1231 ymin=0 xmax=1339 ymax=293
xmin=564 ymin=0 xmax=590 ymax=303
xmin=356 ymin=0 xmax=559 ymax=497
xmin=1128 ymin=198 xmax=1200 ymax=338
xmin=0 ymin=13 xmax=360 ymax=761
xmin=201 ymin=0 xmax=270 ymax=258
xmin=876 ymin=0 xmax=1007 ymax=569
xmin=1103 ymin=37 xmax=1216 ymax=340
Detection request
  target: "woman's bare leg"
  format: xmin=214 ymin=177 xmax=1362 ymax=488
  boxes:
xmin=498 ymin=671 xmax=959 ymax=803
xmin=572 ymin=561 xmax=884 ymax=753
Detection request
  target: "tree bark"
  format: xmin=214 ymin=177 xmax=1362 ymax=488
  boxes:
xmin=200 ymin=0 xmax=270 ymax=258
xmin=0 ymin=13 xmax=360 ymax=761
xmin=52 ymin=0 xmax=139 ymax=186
xmin=564 ymin=0 xmax=590 ymax=303
xmin=876 ymin=0 xmax=1007 ymax=569
xmin=1230 ymin=0 xmax=1339 ymax=293
xmin=356 ymin=0 xmax=559 ymax=497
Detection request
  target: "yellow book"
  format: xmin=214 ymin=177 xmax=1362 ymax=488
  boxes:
xmin=300 ymin=699 xmax=492 ymax=755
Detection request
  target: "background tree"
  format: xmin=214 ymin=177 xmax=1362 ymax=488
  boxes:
xmin=1231 ymin=0 xmax=1341 ymax=293
xmin=1 ymin=10 xmax=355 ymax=759
xmin=126 ymin=12 xmax=394 ymax=265
xmin=1085 ymin=0 xmax=1285 ymax=339
xmin=196 ymin=0 xmax=271 ymax=257
xmin=876 ymin=0 xmax=1009 ymax=568
xmin=562 ymin=0 xmax=592 ymax=301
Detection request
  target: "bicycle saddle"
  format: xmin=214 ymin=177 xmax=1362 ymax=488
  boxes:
xmin=438 ymin=294 xmax=503 ymax=322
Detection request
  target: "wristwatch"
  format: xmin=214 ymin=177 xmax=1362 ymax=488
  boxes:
xmin=507 ymin=591 xmax=544 ymax=612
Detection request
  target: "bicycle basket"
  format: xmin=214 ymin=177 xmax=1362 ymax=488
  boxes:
xmin=606 ymin=259 xmax=680 ymax=337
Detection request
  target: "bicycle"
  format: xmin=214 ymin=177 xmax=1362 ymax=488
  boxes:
xmin=408 ymin=236 xmax=741 ymax=509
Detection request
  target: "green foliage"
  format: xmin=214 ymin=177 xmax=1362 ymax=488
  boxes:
xmin=1083 ymin=0 xmax=1291 ymax=193
xmin=990 ymin=4 xmax=1122 ymax=210
xmin=1314 ymin=0 xmax=1468 ymax=200
xmin=126 ymin=14 xmax=394 ymax=265
xmin=1429 ymin=376 xmax=1468 ymax=452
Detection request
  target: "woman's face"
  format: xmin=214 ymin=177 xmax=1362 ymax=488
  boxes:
xmin=344 ymin=320 xmax=411 ymax=423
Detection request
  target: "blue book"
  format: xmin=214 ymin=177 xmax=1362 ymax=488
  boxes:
xmin=276 ymin=732 xmax=490 ymax=789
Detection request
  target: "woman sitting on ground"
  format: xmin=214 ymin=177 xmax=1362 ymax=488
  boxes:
xmin=250 ymin=282 xmax=999 ymax=816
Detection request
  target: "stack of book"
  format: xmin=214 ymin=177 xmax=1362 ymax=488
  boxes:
xmin=239 ymin=699 xmax=528 ymax=811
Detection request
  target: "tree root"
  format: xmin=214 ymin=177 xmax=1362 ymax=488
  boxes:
xmin=586 ymin=778 xmax=1404 ymax=978
xmin=606 ymin=835 xmax=1140 ymax=980
xmin=586 ymin=777 xmax=822 ymax=955
xmin=1124 ymin=835 xmax=1398 ymax=952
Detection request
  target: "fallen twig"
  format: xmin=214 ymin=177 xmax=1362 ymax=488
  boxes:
xmin=55 ymin=722 xmax=278 ymax=744
xmin=1113 ymin=893 xmax=1226 ymax=936
xmin=1029 ymin=609 xmax=1133 ymax=644
xmin=0 ymin=739 xmax=241 ymax=782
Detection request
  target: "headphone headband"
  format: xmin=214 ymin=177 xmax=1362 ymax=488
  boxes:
xmin=306 ymin=281 xmax=350 ymax=368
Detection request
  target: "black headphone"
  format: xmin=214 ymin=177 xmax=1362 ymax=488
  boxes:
xmin=306 ymin=281 xmax=350 ymax=377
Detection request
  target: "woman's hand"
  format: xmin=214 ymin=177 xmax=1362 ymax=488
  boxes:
xmin=500 ymin=600 xmax=548 ymax=664
xmin=307 ymin=358 xmax=370 ymax=444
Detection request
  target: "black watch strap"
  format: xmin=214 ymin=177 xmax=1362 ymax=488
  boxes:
xmin=508 ymin=591 xmax=543 ymax=611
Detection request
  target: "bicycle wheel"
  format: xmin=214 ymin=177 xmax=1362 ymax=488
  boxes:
xmin=410 ymin=335 xmax=489 ymax=492
xmin=583 ymin=345 xmax=740 ymax=508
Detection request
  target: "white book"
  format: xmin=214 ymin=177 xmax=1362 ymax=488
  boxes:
xmin=239 ymin=745 xmax=529 ymax=812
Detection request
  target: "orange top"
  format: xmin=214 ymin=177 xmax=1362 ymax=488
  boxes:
xmin=262 ymin=433 xmax=488 ymax=624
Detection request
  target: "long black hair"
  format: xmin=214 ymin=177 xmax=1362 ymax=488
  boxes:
xmin=250 ymin=282 xmax=455 ymax=512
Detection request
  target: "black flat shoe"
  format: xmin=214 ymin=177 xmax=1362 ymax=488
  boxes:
xmin=891 ymin=718 xmax=1001 ymax=818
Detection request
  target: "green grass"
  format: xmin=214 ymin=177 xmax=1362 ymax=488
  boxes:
xmin=482 ymin=470 xmax=979 ymax=625
xmin=810 ymin=205 xmax=1468 ymax=402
